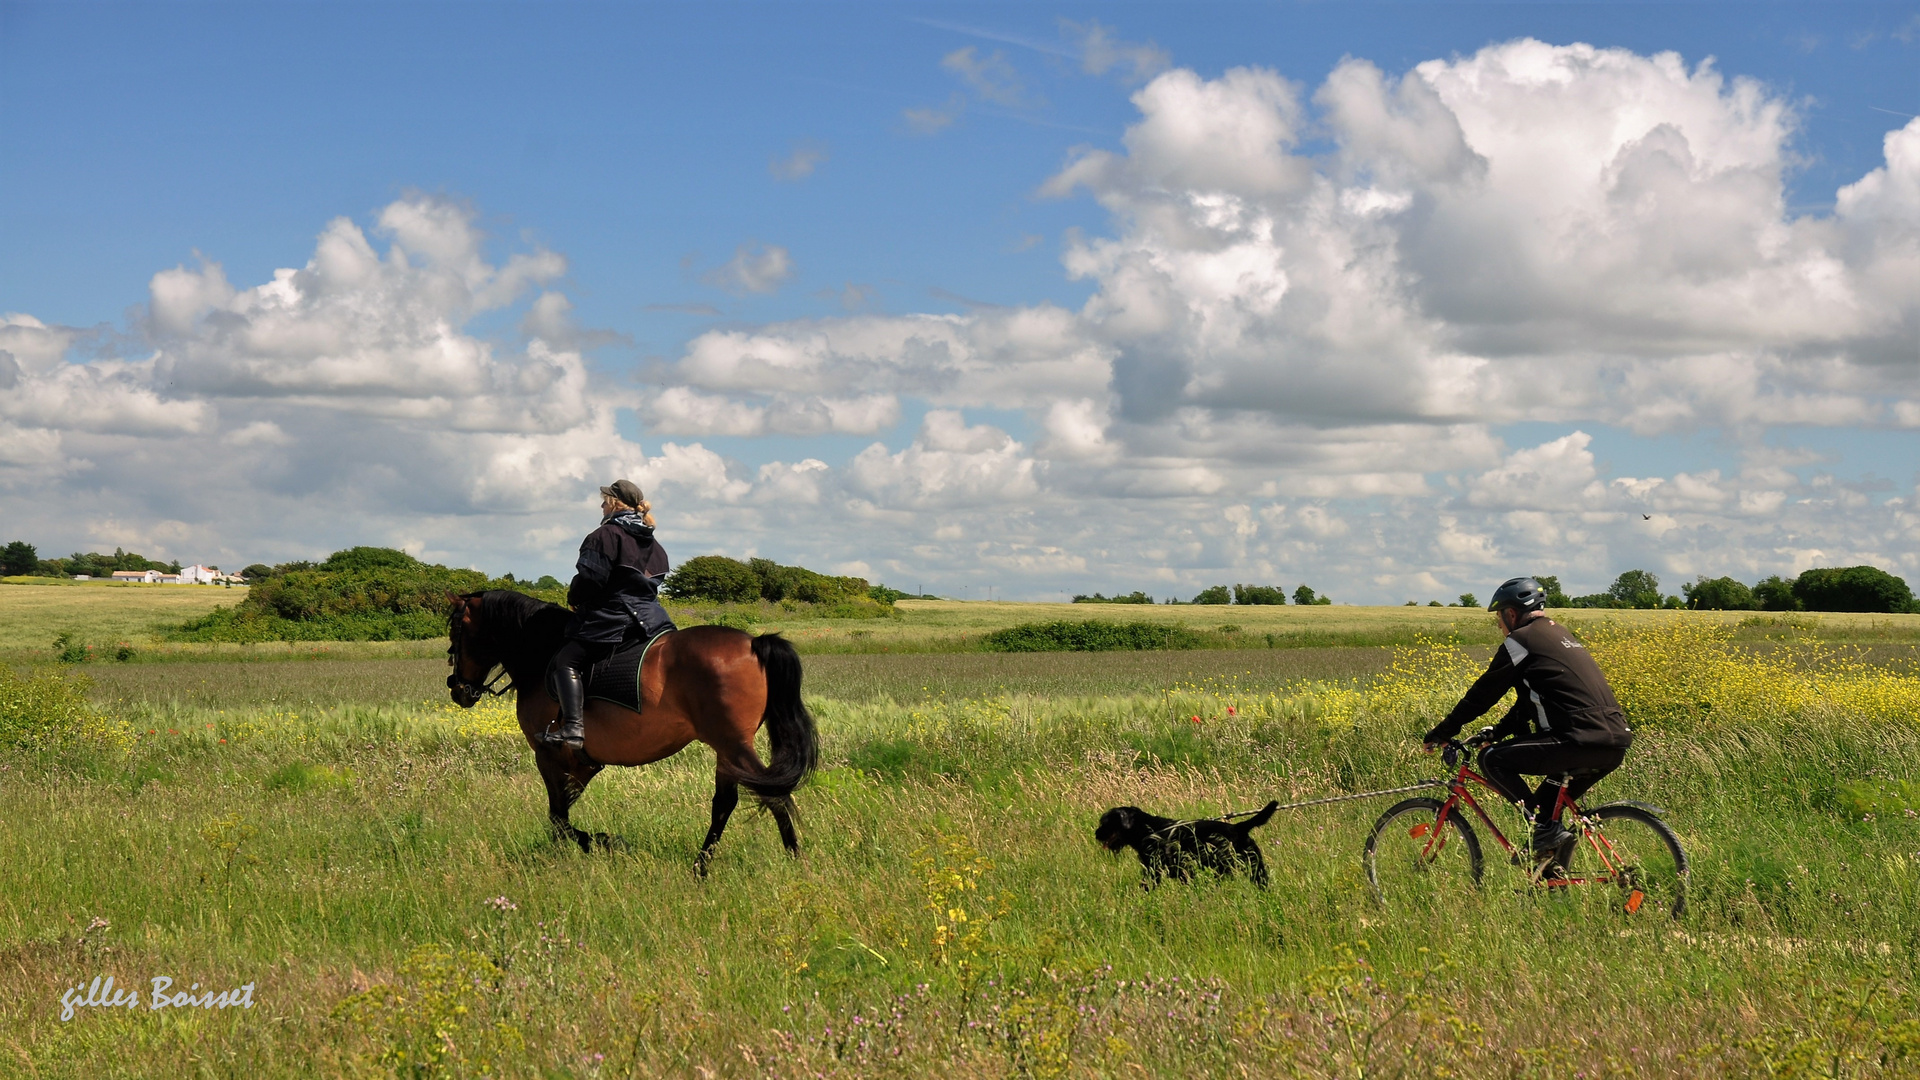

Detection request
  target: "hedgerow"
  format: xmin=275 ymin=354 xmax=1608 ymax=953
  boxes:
xmin=982 ymin=620 xmax=1203 ymax=652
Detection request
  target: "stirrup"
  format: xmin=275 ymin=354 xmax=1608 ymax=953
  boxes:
xmin=539 ymin=718 xmax=585 ymax=750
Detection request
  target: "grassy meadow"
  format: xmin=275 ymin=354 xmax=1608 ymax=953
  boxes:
xmin=3 ymin=583 xmax=1920 ymax=1077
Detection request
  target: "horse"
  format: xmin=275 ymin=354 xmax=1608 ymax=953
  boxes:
xmin=445 ymin=590 xmax=818 ymax=871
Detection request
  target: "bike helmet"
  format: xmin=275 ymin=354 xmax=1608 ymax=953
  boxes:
xmin=1486 ymin=576 xmax=1547 ymax=614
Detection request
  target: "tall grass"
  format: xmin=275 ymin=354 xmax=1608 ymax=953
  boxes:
xmin=4 ymin=625 xmax=1918 ymax=1077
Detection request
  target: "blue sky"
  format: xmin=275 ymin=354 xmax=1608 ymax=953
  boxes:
xmin=4 ymin=2 xmax=1920 ymax=600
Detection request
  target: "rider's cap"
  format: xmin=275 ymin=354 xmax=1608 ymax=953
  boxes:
xmin=599 ymin=479 xmax=646 ymax=507
xmin=1487 ymin=576 xmax=1548 ymax=614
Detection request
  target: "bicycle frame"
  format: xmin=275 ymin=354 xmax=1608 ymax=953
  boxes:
xmin=1417 ymin=741 xmax=1648 ymax=910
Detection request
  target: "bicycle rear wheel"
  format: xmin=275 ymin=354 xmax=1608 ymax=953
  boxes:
xmin=1364 ymin=797 xmax=1483 ymax=907
xmin=1560 ymin=803 xmax=1688 ymax=918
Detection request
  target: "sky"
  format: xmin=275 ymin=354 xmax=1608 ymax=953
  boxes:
xmin=3 ymin=1 xmax=1920 ymax=603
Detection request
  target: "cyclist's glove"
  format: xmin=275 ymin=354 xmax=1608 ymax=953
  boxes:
xmin=1420 ymin=723 xmax=1452 ymax=746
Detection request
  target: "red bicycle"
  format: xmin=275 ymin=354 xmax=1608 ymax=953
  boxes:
xmin=1363 ymin=738 xmax=1688 ymax=917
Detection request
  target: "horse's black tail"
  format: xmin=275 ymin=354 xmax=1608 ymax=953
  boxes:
xmin=744 ymin=633 xmax=818 ymax=802
xmin=1240 ymin=800 xmax=1280 ymax=832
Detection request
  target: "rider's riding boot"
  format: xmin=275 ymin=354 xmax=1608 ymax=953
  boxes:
xmin=543 ymin=666 xmax=587 ymax=751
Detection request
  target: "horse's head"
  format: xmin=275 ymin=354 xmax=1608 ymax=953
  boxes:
xmin=446 ymin=592 xmax=508 ymax=708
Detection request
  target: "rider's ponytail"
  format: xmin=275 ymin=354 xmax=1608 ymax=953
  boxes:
xmin=636 ymin=498 xmax=655 ymax=528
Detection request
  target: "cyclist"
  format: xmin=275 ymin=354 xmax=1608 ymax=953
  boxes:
xmin=1421 ymin=577 xmax=1634 ymax=856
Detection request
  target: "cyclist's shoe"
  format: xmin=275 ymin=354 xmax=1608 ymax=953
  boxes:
xmin=1531 ymin=818 xmax=1574 ymax=855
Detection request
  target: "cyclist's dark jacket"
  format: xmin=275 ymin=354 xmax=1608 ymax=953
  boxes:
xmin=1422 ymin=616 xmax=1633 ymax=749
xmin=565 ymin=511 xmax=672 ymax=644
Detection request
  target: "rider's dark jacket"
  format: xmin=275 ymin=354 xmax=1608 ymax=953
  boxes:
xmin=565 ymin=511 xmax=672 ymax=644
xmin=1423 ymin=616 xmax=1634 ymax=749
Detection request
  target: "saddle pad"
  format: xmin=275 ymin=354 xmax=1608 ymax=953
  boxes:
xmin=585 ymin=630 xmax=669 ymax=711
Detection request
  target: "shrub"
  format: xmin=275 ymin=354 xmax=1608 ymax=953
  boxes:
xmin=1232 ymin=584 xmax=1288 ymax=605
xmin=981 ymin=621 xmax=1202 ymax=652
xmin=171 ymin=547 xmax=508 ymax=642
xmin=320 ymin=546 xmax=421 ymax=573
xmin=1792 ymin=565 xmax=1914 ymax=613
xmin=0 ymin=665 xmax=118 ymax=752
xmin=1683 ymin=576 xmax=1756 ymax=610
xmin=662 ymin=555 xmax=766 ymax=603
xmin=1072 ymin=591 xmax=1153 ymax=604
xmin=663 ymin=554 xmax=879 ymax=609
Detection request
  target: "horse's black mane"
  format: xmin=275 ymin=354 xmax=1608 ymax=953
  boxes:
xmin=468 ymin=589 xmax=571 ymax=679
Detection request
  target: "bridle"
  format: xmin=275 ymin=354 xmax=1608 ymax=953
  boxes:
xmin=447 ymin=597 xmax=514 ymax=704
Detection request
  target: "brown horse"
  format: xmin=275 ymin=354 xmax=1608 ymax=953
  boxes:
xmin=446 ymin=590 xmax=817 ymax=871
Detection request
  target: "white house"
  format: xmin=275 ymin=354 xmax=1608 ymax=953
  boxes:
xmin=110 ymin=569 xmax=163 ymax=583
xmin=176 ymin=564 xmax=220 ymax=584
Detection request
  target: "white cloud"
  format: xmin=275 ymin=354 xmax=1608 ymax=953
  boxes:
xmin=10 ymin=41 xmax=1920 ymax=602
xmin=770 ymin=140 xmax=828 ymax=181
xmin=903 ymin=94 xmax=965 ymax=135
xmin=1064 ymin=19 xmax=1170 ymax=84
xmin=940 ymin=46 xmax=1029 ymax=107
xmin=703 ymin=244 xmax=794 ymax=295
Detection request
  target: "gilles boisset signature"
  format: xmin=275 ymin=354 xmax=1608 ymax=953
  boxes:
xmin=60 ymin=976 xmax=255 ymax=1021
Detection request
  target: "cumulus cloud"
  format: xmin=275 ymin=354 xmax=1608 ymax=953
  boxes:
xmin=703 ymin=244 xmax=795 ymax=295
xmin=10 ymin=40 xmax=1920 ymax=601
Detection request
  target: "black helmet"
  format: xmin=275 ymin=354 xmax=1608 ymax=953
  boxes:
xmin=1487 ymin=577 xmax=1547 ymax=614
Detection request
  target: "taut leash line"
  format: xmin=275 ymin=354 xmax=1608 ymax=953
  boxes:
xmin=1215 ymin=780 xmax=1449 ymax=821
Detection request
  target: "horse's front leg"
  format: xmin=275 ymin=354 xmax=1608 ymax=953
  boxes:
xmin=535 ymin=747 xmax=598 ymax=853
xmin=694 ymin=774 xmax=738 ymax=877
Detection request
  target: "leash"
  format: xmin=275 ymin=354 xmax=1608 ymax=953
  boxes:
xmin=1208 ymin=780 xmax=1450 ymax=823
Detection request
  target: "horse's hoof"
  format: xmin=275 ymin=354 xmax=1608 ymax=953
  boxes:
xmin=589 ymin=832 xmax=630 ymax=853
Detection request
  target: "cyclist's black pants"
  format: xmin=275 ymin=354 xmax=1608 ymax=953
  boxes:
xmin=1479 ymin=735 xmax=1627 ymax=819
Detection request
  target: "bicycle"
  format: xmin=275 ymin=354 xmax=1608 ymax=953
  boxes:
xmin=1362 ymin=737 xmax=1689 ymax=917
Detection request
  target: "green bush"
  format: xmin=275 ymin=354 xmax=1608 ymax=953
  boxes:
xmin=981 ymin=620 xmax=1202 ymax=652
xmin=1793 ymin=566 xmax=1914 ymax=613
xmin=1684 ymin=576 xmax=1757 ymax=610
xmin=663 ymin=555 xmax=765 ymax=603
xmin=1072 ymin=591 xmax=1153 ymax=604
xmin=663 ymin=554 xmax=882 ymax=611
xmin=170 ymin=547 xmax=537 ymax=642
xmin=1232 ymin=584 xmax=1288 ymax=605
xmin=0 ymin=665 xmax=115 ymax=752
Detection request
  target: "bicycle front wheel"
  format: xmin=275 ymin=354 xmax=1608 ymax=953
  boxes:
xmin=1364 ymin=797 xmax=1484 ymax=907
xmin=1562 ymin=803 xmax=1688 ymax=918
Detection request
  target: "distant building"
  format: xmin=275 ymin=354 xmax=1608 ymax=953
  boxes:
xmin=111 ymin=569 xmax=163 ymax=583
xmin=176 ymin=564 xmax=220 ymax=584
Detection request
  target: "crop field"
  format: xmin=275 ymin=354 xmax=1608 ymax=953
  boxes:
xmin=4 ymin=586 xmax=1920 ymax=1077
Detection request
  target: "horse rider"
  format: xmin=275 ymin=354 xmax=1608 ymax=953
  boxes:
xmin=543 ymin=479 xmax=676 ymax=750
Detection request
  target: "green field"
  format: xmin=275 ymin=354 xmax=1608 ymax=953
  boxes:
xmin=4 ymin=587 xmax=1920 ymax=1077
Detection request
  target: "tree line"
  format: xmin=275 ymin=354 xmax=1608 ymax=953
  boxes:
xmin=1074 ymin=583 xmax=1335 ymax=606
xmin=1436 ymin=567 xmax=1913 ymax=613
xmin=2 ymin=541 xmax=183 ymax=578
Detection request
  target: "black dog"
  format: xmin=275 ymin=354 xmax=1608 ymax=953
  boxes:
xmin=1094 ymin=801 xmax=1279 ymax=890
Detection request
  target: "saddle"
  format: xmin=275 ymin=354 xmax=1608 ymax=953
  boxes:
xmin=584 ymin=629 xmax=672 ymax=712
